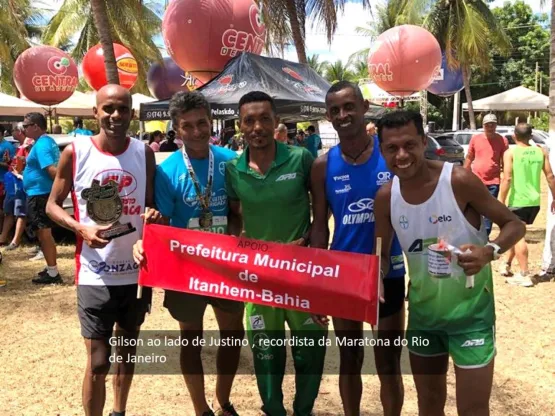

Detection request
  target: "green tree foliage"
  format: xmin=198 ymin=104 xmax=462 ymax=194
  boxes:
xmin=471 ymin=1 xmax=550 ymax=99
xmin=306 ymin=54 xmax=328 ymax=76
xmin=42 ymin=0 xmax=163 ymax=94
xmin=324 ymin=60 xmax=355 ymax=83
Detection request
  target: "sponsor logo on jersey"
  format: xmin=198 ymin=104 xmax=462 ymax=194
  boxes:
xmin=219 ymin=161 xmax=226 ymax=176
xmin=87 ymin=260 xmax=139 ymax=275
xmin=333 ymin=174 xmax=350 ymax=182
xmin=376 ymin=171 xmax=391 ymax=186
xmin=252 ymin=333 xmax=271 ymax=351
xmin=250 ymin=315 xmax=265 ymax=330
xmin=335 ymin=184 xmax=351 ymax=194
xmin=275 ymin=172 xmax=297 ymax=182
xmin=429 ymin=214 xmax=452 ymax=224
xmin=342 ymin=198 xmax=375 ymax=225
xmin=399 ymin=215 xmax=409 ymax=229
xmin=461 ymin=339 xmax=485 ymax=347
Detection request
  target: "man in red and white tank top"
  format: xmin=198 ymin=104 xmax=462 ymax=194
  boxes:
xmin=46 ymin=85 xmax=160 ymax=416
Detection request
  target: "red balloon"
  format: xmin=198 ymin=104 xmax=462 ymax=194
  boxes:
xmin=13 ymin=46 xmax=78 ymax=106
xmin=82 ymin=43 xmax=139 ymax=90
xmin=162 ymin=0 xmax=266 ymax=83
xmin=367 ymin=25 xmax=441 ymax=97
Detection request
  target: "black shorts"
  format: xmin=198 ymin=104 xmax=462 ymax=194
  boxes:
xmin=164 ymin=290 xmax=244 ymax=324
xmin=77 ymin=284 xmax=152 ymax=339
xmin=379 ymin=277 xmax=406 ymax=319
xmin=510 ymin=206 xmax=540 ymax=225
xmin=27 ymin=194 xmax=56 ymax=230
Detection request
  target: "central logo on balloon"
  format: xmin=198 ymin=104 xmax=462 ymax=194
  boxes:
xmin=82 ymin=43 xmax=139 ymax=91
xmin=181 ymin=72 xmax=199 ymax=90
xmin=368 ymin=63 xmax=393 ymax=82
xmin=249 ymin=4 xmax=265 ymax=37
xmin=47 ymin=56 xmax=71 ymax=75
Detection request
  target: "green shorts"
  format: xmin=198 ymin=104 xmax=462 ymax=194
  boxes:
xmin=407 ymin=326 xmax=496 ymax=368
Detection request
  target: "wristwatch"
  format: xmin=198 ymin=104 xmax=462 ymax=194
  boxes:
xmin=485 ymin=242 xmax=502 ymax=260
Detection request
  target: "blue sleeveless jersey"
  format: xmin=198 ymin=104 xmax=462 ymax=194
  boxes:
xmin=325 ymin=139 xmax=405 ymax=279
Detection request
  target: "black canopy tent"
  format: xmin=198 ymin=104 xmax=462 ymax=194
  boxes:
xmin=140 ymin=53 xmax=386 ymax=122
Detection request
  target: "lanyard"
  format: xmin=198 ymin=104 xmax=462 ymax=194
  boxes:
xmin=182 ymin=147 xmax=214 ymax=211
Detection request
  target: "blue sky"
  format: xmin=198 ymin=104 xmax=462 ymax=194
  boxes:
xmin=36 ymin=0 xmax=549 ymax=65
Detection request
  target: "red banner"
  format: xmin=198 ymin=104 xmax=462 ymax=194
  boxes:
xmin=139 ymin=224 xmax=380 ymax=324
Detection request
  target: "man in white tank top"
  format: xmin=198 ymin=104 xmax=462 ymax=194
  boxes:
xmin=373 ymin=111 xmax=525 ymax=416
xmin=46 ymin=85 xmax=159 ymax=416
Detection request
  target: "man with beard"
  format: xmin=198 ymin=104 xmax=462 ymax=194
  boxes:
xmin=133 ymin=91 xmax=244 ymax=416
xmin=310 ymin=81 xmax=406 ymax=416
xmin=374 ymin=110 xmax=524 ymax=416
xmin=46 ymin=85 xmax=158 ymax=416
xmin=225 ymin=91 xmax=327 ymax=416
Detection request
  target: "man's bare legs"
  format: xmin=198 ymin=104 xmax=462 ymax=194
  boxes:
xmin=37 ymin=227 xmax=56 ymax=267
xmin=454 ymin=360 xmax=494 ymax=416
xmin=410 ymin=353 xmax=448 ymax=416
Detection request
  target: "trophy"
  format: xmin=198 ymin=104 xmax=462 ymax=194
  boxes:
xmin=81 ymin=179 xmax=136 ymax=240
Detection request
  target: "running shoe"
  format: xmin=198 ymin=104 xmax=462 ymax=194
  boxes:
xmin=499 ymin=262 xmax=513 ymax=277
xmin=4 ymin=243 xmax=19 ymax=251
xmin=505 ymin=273 xmax=534 ymax=287
xmin=215 ymin=402 xmax=239 ymax=416
xmin=29 ymin=250 xmax=44 ymax=261
xmin=32 ymin=272 xmax=63 ymax=284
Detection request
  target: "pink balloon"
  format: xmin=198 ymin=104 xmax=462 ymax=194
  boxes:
xmin=367 ymin=25 xmax=442 ymax=97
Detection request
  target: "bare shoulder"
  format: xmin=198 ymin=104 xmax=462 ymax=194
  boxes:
xmin=143 ymin=142 xmax=154 ymax=156
xmin=375 ymin=181 xmax=393 ymax=205
xmin=311 ymin=151 xmax=328 ymax=177
xmin=451 ymin=164 xmax=484 ymax=192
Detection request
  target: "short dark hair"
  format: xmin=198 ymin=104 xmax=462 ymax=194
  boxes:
xmin=307 ymin=125 xmax=315 ymax=133
xmin=238 ymin=91 xmax=277 ymax=115
xmin=377 ymin=110 xmax=425 ymax=142
xmin=514 ymin=122 xmax=532 ymax=140
xmin=169 ymin=91 xmax=211 ymax=126
xmin=325 ymin=81 xmax=364 ymax=104
xmin=73 ymin=117 xmax=83 ymax=128
xmin=24 ymin=112 xmax=47 ymax=130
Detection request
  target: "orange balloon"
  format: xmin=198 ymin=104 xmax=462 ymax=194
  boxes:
xmin=368 ymin=25 xmax=442 ymax=97
xmin=82 ymin=43 xmax=139 ymax=90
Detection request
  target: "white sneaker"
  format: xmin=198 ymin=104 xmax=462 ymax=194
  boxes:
xmin=506 ymin=273 xmax=534 ymax=287
xmin=29 ymin=250 xmax=44 ymax=261
xmin=499 ymin=262 xmax=513 ymax=277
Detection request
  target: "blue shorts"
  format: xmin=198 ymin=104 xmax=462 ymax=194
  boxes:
xmin=3 ymin=194 xmax=26 ymax=217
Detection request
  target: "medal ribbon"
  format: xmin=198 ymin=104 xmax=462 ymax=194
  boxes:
xmin=182 ymin=147 xmax=214 ymax=212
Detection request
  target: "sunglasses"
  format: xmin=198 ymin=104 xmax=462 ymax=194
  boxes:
xmin=22 ymin=123 xmax=35 ymax=129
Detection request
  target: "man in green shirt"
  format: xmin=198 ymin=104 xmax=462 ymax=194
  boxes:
xmin=498 ymin=122 xmax=555 ymax=286
xmin=226 ymin=91 xmax=327 ymax=416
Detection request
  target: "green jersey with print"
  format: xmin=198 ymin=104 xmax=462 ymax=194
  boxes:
xmin=508 ymin=146 xmax=544 ymax=207
xmin=225 ymin=141 xmax=314 ymax=243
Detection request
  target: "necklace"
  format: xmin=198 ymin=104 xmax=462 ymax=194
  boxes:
xmin=341 ymin=138 xmax=372 ymax=165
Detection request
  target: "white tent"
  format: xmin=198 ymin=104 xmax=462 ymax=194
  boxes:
xmin=131 ymin=93 xmax=155 ymax=113
xmin=462 ymin=86 xmax=548 ymax=112
xmin=51 ymin=91 xmax=96 ymax=117
xmin=0 ymin=92 xmax=43 ymax=116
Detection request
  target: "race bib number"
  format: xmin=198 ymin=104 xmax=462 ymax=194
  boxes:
xmin=188 ymin=216 xmax=228 ymax=234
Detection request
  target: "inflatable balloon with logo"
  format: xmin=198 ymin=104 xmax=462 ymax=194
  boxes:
xmin=82 ymin=43 xmax=139 ymax=90
xmin=162 ymin=0 xmax=266 ymax=83
xmin=147 ymin=57 xmax=203 ymax=100
xmin=367 ymin=25 xmax=441 ymax=97
xmin=427 ymin=54 xmax=464 ymax=97
xmin=13 ymin=46 xmax=78 ymax=105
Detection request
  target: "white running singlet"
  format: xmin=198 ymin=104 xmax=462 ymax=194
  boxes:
xmin=72 ymin=137 xmax=146 ymax=286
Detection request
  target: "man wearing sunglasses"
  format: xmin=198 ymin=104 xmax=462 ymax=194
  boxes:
xmin=22 ymin=113 xmax=61 ymax=284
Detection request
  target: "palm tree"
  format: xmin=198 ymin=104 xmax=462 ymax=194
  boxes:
xmin=42 ymin=0 xmax=163 ymax=94
xmin=539 ymin=0 xmax=555 ymax=139
xmin=324 ymin=60 xmax=355 ymax=84
xmin=0 ymin=0 xmax=40 ymax=95
xmin=91 ymin=0 xmax=118 ymax=84
xmin=349 ymin=0 xmax=423 ymax=64
xmin=261 ymin=0 xmax=371 ymax=64
xmin=307 ymin=54 xmax=328 ymax=76
xmin=422 ymin=0 xmax=511 ymax=129
xmin=352 ymin=59 xmax=369 ymax=82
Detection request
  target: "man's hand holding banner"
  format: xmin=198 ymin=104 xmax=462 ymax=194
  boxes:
xmin=138 ymin=224 xmax=381 ymax=324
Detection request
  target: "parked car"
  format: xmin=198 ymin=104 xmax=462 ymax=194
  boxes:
xmin=425 ymin=134 xmax=465 ymax=165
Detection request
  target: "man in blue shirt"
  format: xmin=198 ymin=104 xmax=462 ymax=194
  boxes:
xmin=22 ymin=112 xmax=61 ymax=284
xmin=70 ymin=117 xmax=94 ymax=137
xmin=0 ymin=125 xmax=16 ymax=230
xmin=133 ymin=91 xmax=244 ymax=416
xmin=305 ymin=125 xmax=321 ymax=158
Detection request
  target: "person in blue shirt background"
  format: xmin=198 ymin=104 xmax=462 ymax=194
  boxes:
xmin=70 ymin=117 xmax=94 ymax=137
xmin=305 ymin=125 xmax=321 ymax=158
xmin=133 ymin=91 xmax=244 ymax=416
xmin=0 ymin=125 xmax=16 ymax=226
xmin=22 ymin=112 xmax=62 ymax=284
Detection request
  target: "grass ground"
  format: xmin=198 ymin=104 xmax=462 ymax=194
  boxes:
xmin=1 ymin=181 xmax=555 ymax=415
